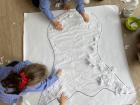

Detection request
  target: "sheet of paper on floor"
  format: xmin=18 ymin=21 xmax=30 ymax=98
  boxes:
xmin=23 ymin=5 xmax=136 ymax=105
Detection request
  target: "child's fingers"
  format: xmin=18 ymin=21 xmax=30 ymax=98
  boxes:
xmin=57 ymin=68 xmax=62 ymax=71
xmin=56 ymin=69 xmax=62 ymax=73
xmin=61 ymin=92 xmax=67 ymax=97
xmin=56 ymin=27 xmax=63 ymax=31
xmin=56 ymin=23 xmax=63 ymax=30
xmin=56 ymin=26 xmax=62 ymax=30
xmin=64 ymin=95 xmax=68 ymax=99
xmin=56 ymin=69 xmax=63 ymax=77
xmin=61 ymin=93 xmax=68 ymax=99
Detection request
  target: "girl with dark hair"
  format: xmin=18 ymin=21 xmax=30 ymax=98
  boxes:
xmin=0 ymin=60 xmax=66 ymax=105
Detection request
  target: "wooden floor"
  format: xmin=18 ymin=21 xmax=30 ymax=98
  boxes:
xmin=0 ymin=0 xmax=140 ymax=105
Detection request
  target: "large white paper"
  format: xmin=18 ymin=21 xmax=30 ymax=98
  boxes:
xmin=23 ymin=5 xmax=136 ymax=105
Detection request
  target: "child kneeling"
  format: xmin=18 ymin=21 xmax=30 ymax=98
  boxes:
xmin=32 ymin=0 xmax=89 ymax=30
xmin=0 ymin=60 xmax=67 ymax=105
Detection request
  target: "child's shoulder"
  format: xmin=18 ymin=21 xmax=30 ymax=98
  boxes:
xmin=13 ymin=60 xmax=32 ymax=73
xmin=22 ymin=60 xmax=32 ymax=65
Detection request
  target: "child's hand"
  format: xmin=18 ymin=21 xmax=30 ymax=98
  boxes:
xmin=56 ymin=69 xmax=63 ymax=77
xmin=60 ymin=93 xmax=68 ymax=105
xmin=80 ymin=12 xmax=90 ymax=23
xmin=63 ymin=3 xmax=71 ymax=11
xmin=52 ymin=20 xmax=63 ymax=30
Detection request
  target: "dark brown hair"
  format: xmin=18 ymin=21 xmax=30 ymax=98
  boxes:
xmin=1 ymin=63 xmax=48 ymax=94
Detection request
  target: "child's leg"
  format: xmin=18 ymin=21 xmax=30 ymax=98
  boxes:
xmin=74 ymin=0 xmax=89 ymax=22
xmin=39 ymin=0 xmax=55 ymax=21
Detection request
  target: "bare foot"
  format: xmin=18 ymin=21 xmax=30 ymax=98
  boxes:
xmin=80 ymin=12 xmax=90 ymax=23
xmin=52 ymin=20 xmax=63 ymax=30
xmin=63 ymin=3 xmax=71 ymax=11
xmin=60 ymin=93 xmax=67 ymax=105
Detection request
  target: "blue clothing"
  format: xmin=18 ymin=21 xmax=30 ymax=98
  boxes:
xmin=0 ymin=60 xmax=58 ymax=104
xmin=39 ymin=0 xmax=85 ymax=21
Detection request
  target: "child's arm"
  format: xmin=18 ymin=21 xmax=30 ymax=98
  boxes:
xmin=45 ymin=69 xmax=63 ymax=88
xmin=74 ymin=0 xmax=89 ymax=22
xmin=0 ymin=88 xmax=20 ymax=105
xmin=74 ymin=0 xmax=85 ymax=13
xmin=39 ymin=0 xmax=63 ymax=30
xmin=22 ymin=69 xmax=63 ymax=92
xmin=13 ymin=60 xmax=31 ymax=73
xmin=39 ymin=0 xmax=55 ymax=21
